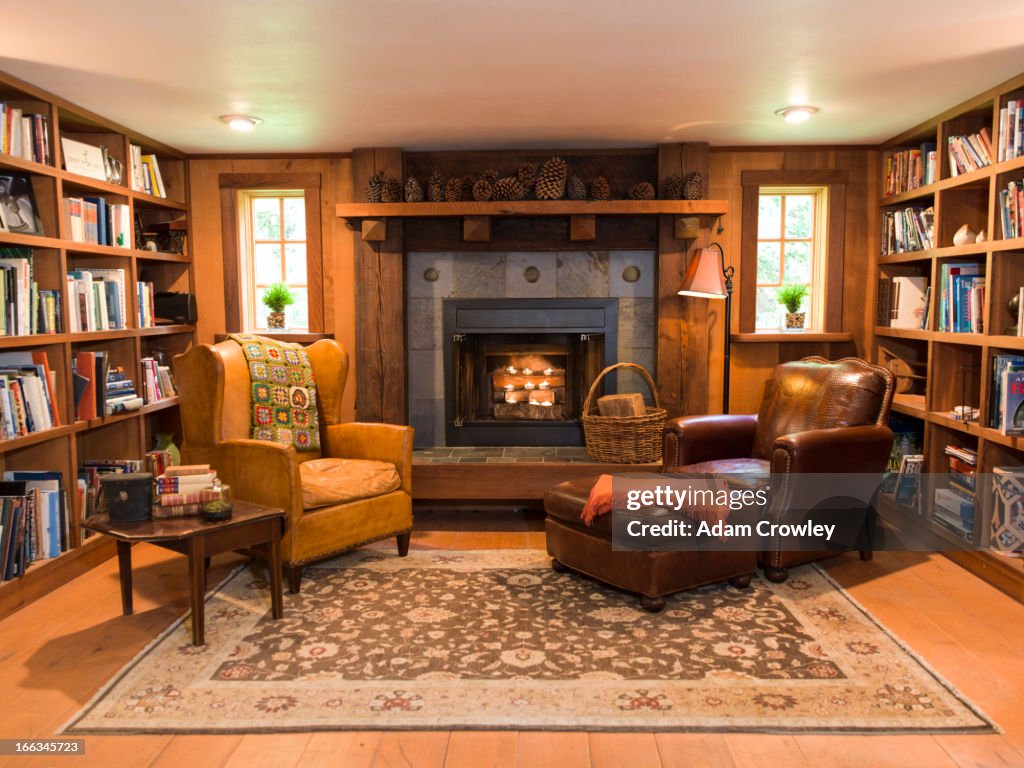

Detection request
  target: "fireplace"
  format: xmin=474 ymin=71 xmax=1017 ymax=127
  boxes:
xmin=443 ymin=298 xmax=617 ymax=445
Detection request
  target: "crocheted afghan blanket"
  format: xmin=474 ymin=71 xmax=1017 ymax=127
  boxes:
xmin=228 ymin=334 xmax=320 ymax=451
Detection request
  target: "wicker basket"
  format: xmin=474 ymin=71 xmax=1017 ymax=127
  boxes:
xmin=582 ymin=363 xmax=667 ymax=463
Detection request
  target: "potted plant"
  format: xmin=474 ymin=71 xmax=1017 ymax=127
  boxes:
xmin=777 ymin=284 xmax=809 ymax=330
xmin=261 ymin=282 xmax=294 ymax=329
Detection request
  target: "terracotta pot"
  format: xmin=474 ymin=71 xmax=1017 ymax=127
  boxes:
xmin=785 ymin=312 xmax=805 ymax=330
xmin=267 ymin=311 xmax=285 ymax=329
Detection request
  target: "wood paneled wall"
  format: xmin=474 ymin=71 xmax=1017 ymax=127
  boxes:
xmin=187 ymin=157 xmax=358 ymax=422
xmin=707 ymin=148 xmax=879 ymax=414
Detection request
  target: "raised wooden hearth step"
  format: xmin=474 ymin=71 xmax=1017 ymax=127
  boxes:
xmin=413 ymin=447 xmax=658 ymax=501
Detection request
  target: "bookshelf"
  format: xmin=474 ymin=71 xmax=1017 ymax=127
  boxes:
xmin=873 ymin=71 xmax=1024 ymax=599
xmin=0 ymin=71 xmax=194 ymax=617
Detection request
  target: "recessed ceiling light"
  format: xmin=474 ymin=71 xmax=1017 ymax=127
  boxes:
xmin=219 ymin=114 xmax=263 ymax=132
xmin=774 ymin=106 xmax=818 ymax=124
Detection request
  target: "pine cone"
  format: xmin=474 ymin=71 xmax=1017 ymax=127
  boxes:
xmin=493 ymin=176 xmax=525 ymax=201
xmin=535 ymin=156 xmax=569 ymax=200
xmin=365 ymin=172 xmax=384 ymax=203
xmin=567 ymin=175 xmax=586 ymax=201
xmin=683 ymin=172 xmax=704 ymax=200
xmin=664 ymin=174 xmax=685 ymax=200
xmin=444 ymin=177 xmax=464 ymax=202
xmin=404 ymin=176 xmax=423 ymax=202
xmin=629 ymin=182 xmax=656 ymax=200
xmin=516 ymin=162 xmax=538 ymax=190
xmin=482 ymin=169 xmax=500 ymax=184
xmin=472 ymin=178 xmax=493 ymax=201
xmin=381 ymin=177 xmax=402 ymax=203
xmin=589 ymin=176 xmax=611 ymax=200
xmin=427 ymin=171 xmax=444 ymax=202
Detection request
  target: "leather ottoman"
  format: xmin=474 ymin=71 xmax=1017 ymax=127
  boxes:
xmin=544 ymin=475 xmax=757 ymax=612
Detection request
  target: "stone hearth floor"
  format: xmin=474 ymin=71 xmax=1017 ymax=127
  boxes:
xmin=413 ymin=446 xmax=599 ymax=463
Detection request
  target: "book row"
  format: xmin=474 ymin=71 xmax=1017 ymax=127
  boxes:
xmin=997 ymin=100 xmax=1024 ymax=163
xmin=0 ymin=248 xmax=61 ymax=336
xmin=881 ymin=205 xmax=934 ymax=254
xmin=0 ymin=471 xmax=70 ymax=581
xmin=0 ymin=351 xmax=61 ymax=439
xmin=128 ymin=145 xmax=166 ymax=199
xmin=937 ymin=262 xmax=985 ymax=334
xmin=0 ymin=104 xmax=49 ymax=165
xmin=884 ymin=141 xmax=936 ymax=197
xmin=947 ymin=129 xmax=993 ymax=177
xmin=876 ymin=274 xmax=929 ymax=330
xmin=64 ymin=196 xmax=131 ymax=247
xmin=998 ymin=179 xmax=1024 ymax=240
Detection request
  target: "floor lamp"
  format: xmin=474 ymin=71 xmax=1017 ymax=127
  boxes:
xmin=677 ymin=242 xmax=734 ymax=414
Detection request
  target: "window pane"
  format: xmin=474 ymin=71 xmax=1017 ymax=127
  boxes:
xmin=285 ymin=244 xmax=307 ymax=282
xmin=783 ymin=242 xmax=812 ymax=284
xmin=285 ymin=287 xmax=308 ymax=330
xmin=283 ymin=197 xmax=306 ymax=240
xmin=254 ymin=243 xmax=282 ymax=284
xmin=756 ymin=287 xmax=782 ymax=330
xmin=756 ymin=242 xmax=781 ymax=284
xmin=784 ymin=195 xmax=814 ymax=238
xmin=758 ymin=195 xmax=782 ymax=239
xmin=252 ymin=198 xmax=280 ymax=240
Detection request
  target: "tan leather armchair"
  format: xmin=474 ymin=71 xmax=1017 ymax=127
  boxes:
xmin=173 ymin=338 xmax=413 ymax=592
xmin=664 ymin=356 xmax=895 ymax=582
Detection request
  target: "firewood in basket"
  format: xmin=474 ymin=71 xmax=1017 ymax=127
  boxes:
xmin=597 ymin=393 xmax=645 ymax=417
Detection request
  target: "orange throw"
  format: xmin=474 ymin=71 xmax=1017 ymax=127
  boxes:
xmin=581 ymin=474 xmax=733 ymax=529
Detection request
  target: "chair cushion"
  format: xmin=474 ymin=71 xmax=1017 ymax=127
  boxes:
xmin=751 ymin=358 xmax=891 ymax=460
xmin=299 ymin=458 xmax=401 ymax=510
xmin=671 ymin=458 xmax=769 ymax=477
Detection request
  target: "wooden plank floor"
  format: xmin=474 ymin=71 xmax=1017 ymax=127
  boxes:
xmin=1 ymin=509 xmax=1023 ymax=768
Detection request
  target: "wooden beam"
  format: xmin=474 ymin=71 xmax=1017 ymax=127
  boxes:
xmin=462 ymin=215 xmax=491 ymax=242
xmin=352 ymin=147 xmax=406 ymax=424
xmin=569 ymin=214 xmax=596 ymax=241
xmin=360 ymin=218 xmax=387 ymax=242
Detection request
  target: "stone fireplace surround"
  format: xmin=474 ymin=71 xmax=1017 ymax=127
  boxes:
xmin=407 ymin=250 xmax=655 ymax=448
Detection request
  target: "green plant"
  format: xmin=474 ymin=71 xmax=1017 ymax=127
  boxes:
xmin=261 ymin=282 xmax=294 ymax=313
xmin=776 ymin=284 xmax=809 ymax=314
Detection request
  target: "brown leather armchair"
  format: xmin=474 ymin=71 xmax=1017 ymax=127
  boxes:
xmin=173 ymin=338 xmax=413 ymax=592
xmin=664 ymin=356 xmax=895 ymax=582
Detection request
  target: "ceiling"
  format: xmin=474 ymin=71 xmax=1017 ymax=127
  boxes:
xmin=5 ymin=1 xmax=1024 ymax=154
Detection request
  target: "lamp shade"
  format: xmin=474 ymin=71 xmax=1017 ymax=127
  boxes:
xmin=677 ymin=246 xmax=727 ymax=299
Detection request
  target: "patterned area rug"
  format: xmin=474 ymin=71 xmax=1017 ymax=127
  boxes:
xmin=63 ymin=550 xmax=995 ymax=734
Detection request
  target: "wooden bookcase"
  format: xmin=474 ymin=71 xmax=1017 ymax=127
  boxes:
xmin=0 ymin=71 xmax=194 ymax=617
xmin=873 ymin=71 xmax=1024 ymax=599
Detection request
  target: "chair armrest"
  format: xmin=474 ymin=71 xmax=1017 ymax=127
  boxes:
xmin=324 ymin=423 xmax=413 ymax=495
xmin=217 ymin=439 xmax=303 ymax=524
xmin=663 ymin=414 xmax=758 ymax=470
xmin=769 ymin=425 xmax=894 ymax=474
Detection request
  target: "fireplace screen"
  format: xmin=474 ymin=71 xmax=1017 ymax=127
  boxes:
xmin=443 ymin=299 xmax=617 ymax=446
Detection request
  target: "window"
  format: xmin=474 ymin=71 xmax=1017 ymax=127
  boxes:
xmin=739 ymin=170 xmax=848 ymax=334
xmin=218 ymin=172 xmax=323 ymax=335
xmin=755 ymin=188 xmax=827 ymax=330
xmin=239 ymin=191 xmax=308 ymax=331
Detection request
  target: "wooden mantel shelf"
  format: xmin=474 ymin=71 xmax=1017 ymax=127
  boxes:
xmin=336 ymin=199 xmax=728 ymax=219
xmin=338 ymin=199 xmax=729 ymax=243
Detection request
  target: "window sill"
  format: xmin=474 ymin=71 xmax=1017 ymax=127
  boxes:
xmin=215 ymin=332 xmax=335 ymax=344
xmin=730 ymin=331 xmax=854 ymax=343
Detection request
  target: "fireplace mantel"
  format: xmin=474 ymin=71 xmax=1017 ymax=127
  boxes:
xmin=345 ymin=143 xmax=724 ymax=424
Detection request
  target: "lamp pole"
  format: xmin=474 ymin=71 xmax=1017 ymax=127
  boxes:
xmin=708 ymin=242 xmax=734 ymax=415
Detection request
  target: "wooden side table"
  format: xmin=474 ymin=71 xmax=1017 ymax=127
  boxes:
xmin=84 ymin=500 xmax=287 ymax=646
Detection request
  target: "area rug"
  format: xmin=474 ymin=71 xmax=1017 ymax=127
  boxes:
xmin=62 ymin=549 xmax=995 ymax=734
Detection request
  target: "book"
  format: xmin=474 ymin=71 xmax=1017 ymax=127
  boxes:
xmin=889 ymin=275 xmax=928 ymax=329
xmin=1000 ymin=368 xmax=1024 ymax=435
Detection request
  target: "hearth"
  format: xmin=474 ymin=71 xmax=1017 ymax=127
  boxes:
xmin=443 ymin=298 xmax=617 ymax=445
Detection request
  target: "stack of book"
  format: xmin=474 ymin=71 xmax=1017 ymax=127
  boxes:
xmin=154 ymin=465 xmax=220 ymax=518
xmin=105 ymin=365 xmax=143 ymax=415
xmin=140 ymin=357 xmax=176 ymax=403
xmin=1 ymin=471 xmax=68 ymax=573
xmin=947 ymin=129 xmax=992 ymax=175
xmin=0 ymin=248 xmax=61 ymax=337
xmin=990 ymin=354 xmax=1024 ymax=430
xmin=998 ymin=180 xmax=1023 ymax=240
xmin=997 ymin=100 xmax=1024 ymax=162
xmin=0 ymin=351 xmax=60 ymax=439
xmin=144 ymin=449 xmax=173 ymax=478
xmin=0 ymin=103 xmax=50 ymax=164
xmin=936 ymin=262 xmax=985 ymax=333
xmin=66 ymin=268 xmax=127 ymax=332
xmin=881 ymin=206 xmax=934 ymax=254
xmin=884 ymin=142 xmax=937 ymax=196
xmin=933 ymin=445 xmax=977 ymax=541
xmin=129 ymin=145 xmax=166 ymax=198
xmin=63 ymin=196 xmax=131 ymax=247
